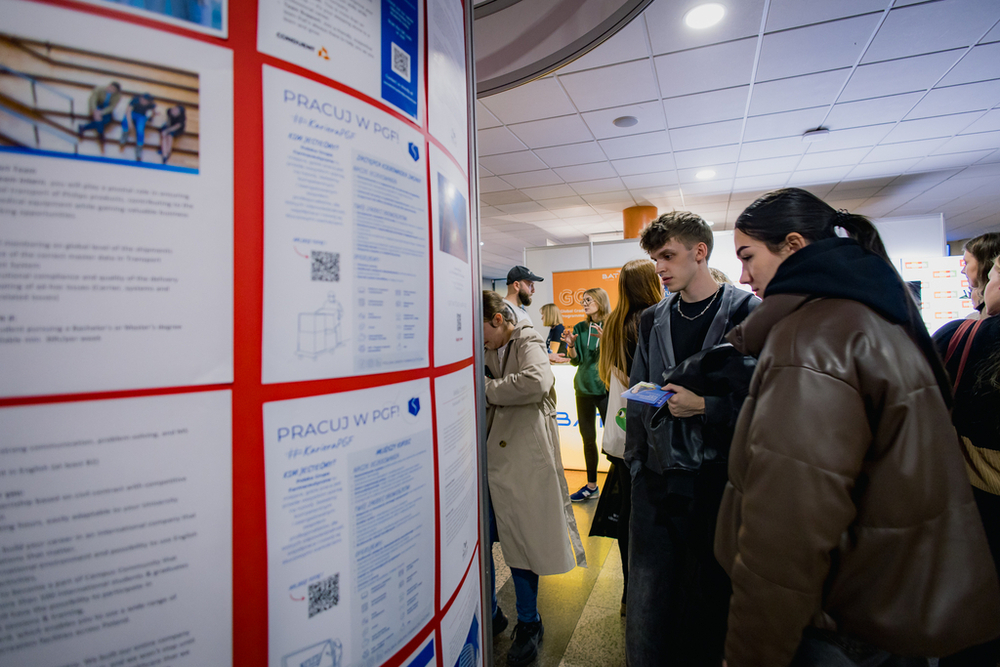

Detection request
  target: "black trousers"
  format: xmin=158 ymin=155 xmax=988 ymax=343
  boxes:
xmin=606 ymin=454 xmax=632 ymax=603
xmin=575 ymin=392 xmax=607 ymax=483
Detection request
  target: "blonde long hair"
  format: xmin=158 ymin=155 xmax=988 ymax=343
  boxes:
xmin=540 ymin=303 xmax=564 ymax=327
xmin=583 ymin=287 xmax=610 ymax=323
xmin=598 ymin=260 xmax=663 ymax=387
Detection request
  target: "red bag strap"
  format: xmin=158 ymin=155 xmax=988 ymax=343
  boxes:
xmin=952 ymin=319 xmax=985 ymax=393
xmin=944 ymin=318 xmax=976 ymax=365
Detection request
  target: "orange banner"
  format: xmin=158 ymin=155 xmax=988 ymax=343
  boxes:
xmin=552 ymin=267 xmax=622 ymax=329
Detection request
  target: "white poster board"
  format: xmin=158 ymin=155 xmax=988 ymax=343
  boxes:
xmin=264 ymin=380 xmax=436 ymax=667
xmin=0 ymin=390 xmax=233 ymax=666
xmin=0 ymin=1 xmax=234 ymax=398
xmin=257 ymin=0 xmax=423 ymax=124
xmin=261 ymin=65 xmax=429 ymax=383
xmin=427 ymin=0 xmax=469 ymax=171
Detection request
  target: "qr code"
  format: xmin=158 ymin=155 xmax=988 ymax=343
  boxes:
xmin=308 ymin=573 xmax=339 ymax=618
xmin=311 ymin=251 xmax=340 ymax=282
xmin=391 ymin=42 xmax=411 ymax=82
xmin=456 ymin=313 xmax=461 ymax=331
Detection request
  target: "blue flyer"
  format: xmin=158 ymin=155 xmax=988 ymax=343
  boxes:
xmin=381 ymin=0 xmax=419 ymax=118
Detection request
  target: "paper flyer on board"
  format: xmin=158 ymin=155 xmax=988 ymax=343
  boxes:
xmin=264 ymin=380 xmax=436 ymax=667
xmin=261 ymin=65 xmax=429 ymax=383
xmin=440 ymin=551 xmax=483 ymax=667
xmin=0 ymin=391 xmax=233 ymax=666
xmin=427 ymin=0 xmax=469 ymax=171
xmin=430 ymin=144 xmax=474 ymax=366
xmin=435 ymin=365 xmax=479 ymax=602
xmin=257 ymin=0 xmax=423 ymax=123
xmin=0 ymin=1 xmax=234 ymax=398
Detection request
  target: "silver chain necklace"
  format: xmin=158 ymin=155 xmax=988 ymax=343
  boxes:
xmin=676 ymin=287 xmax=721 ymax=321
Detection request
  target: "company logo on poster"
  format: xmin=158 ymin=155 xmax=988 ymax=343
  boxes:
xmin=552 ymin=268 xmax=622 ymax=329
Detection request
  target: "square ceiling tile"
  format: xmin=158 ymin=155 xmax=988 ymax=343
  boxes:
xmin=906 ymin=80 xmax=1000 ymax=120
xmin=654 ymin=38 xmax=757 ymax=98
xmin=534 ymin=142 xmax=607 ymax=168
xmin=504 ymin=211 xmax=560 ymax=223
xmin=561 ymin=60 xmax=659 ymax=112
xmin=797 ymin=146 xmax=871 ymax=170
xmin=558 ymin=17 xmax=650 ymax=74
xmin=811 ymin=123 xmax=894 ymax=151
xmin=736 ymin=155 xmax=803 ymax=178
xmin=743 ymin=107 xmax=827 ymax=142
xmin=739 ymin=136 xmax=807 ymax=161
xmin=553 ymin=206 xmax=599 ymax=219
xmin=847 ymin=158 xmax=922 ymax=179
xmin=569 ymin=177 xmax=628 ymax=195
xmin=479 ymin=151 xmax=547 ymax=175
xmin=519 ymin=183 xmax=578 ymax=200
xmin=677 ymin=179 xmax=734 ymax=196
xmin=733 ymin=174 xmax=788 ymax=193
xmin=883 ymin=112 xmax=981 ymax=144
xmin=496 ymin=201 xmax=547 ymax=214
xmin=612 ymin=153 xmax=676 ymax=176
xmin=756 ymin=14 xmax=881 ymax=82
xmin=621 ymin=171 xmax=679 ymax=189
xmin=936 ymin=42 xmax=1000 ymax=87
xmin=481 ymin=77 xmax=577 ymax=125
xmin=540 ymin=195 xmax=588 ymax=210
xmin=599 ymin=131 xmax=673 ymax=160
xmin=765 ymin=0 xmax=888 ymax=31
xmin=840 ymin=50 xmax=964 ymax=102
xmin=478 ymin=126 xmax=528 ymax=156
xmin=663 ymin=86 xmax=750 ymax=128
xmin=749 ymin=69 xmax=851 ymax=116
xmin=481 ymin=190 xmax=533 ymax=206
xmin=674 ymin=145 xmax=740 ymax=169
xmin=644 ymin=0 xmax=766 ymax=55
xmin=476 ymin=102 xmax=502 ymax=130
xmin=554 ymin=162 xmax=620 ymax=182
xmin=863 ymin=0 xmax=1000 ymax=63
xmin=787 ymin=165 xmax=853 ymax=185
xmin=584 ymin=191 xmax=636 ymax=206
xmin=825 ymin=92 xmax=922 ymax=128
xmin=863 ymin=138 xmax=947 ymax=162
xmin=959 ymin=109 xmax=1000 ymax=135
xmin=502 ymin=169 xmax=565 ymax=188
xmin=669 ymin=119 xmax=742 ymax=151
xmin=508 ymin=115 xmax=595 ymax=149
xmin=480 ymin=176 xmax=515 ymax=193
xmin=933 ymin=130 xmax=1000 ymax=155
xmin=582 ymin=102 xmax=666 ymax=139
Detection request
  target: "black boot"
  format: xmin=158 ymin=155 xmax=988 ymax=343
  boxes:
xmin=506 ymin=619 xmax=543 ymax=666
xmin=492 ymin=607 xmax=508 ymax=637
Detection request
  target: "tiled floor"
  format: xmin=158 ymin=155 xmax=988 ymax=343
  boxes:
xmin=490 ymin=470 xmax=626 ymax=667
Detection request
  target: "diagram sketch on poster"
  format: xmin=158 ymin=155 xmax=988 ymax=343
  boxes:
xmin=283 ymin=639 xmax=342 ymax=667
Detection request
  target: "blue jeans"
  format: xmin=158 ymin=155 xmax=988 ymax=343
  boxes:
xmin=791 ymin=632 xmax=929 ymax=666
xmin=79 ymin=112 xmax=113 ymax=136
xmin=122 ymin=113 xmax=148 ymax=147
xmin=489 ymin=494 xmax=540 ymax=623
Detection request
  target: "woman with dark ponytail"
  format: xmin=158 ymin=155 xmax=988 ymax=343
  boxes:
xmin=713 ymin=188 xmax=1000 ymax=667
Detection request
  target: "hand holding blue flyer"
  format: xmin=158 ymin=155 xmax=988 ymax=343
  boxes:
xmin=622 ymin=382 xmax=675 ymax=407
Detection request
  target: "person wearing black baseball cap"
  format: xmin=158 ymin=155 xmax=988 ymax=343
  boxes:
xmin=505 ymin=266 xmax=543 ymax=325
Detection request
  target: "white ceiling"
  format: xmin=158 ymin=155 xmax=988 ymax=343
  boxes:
xmin=476 ymin=0 xmax=1000 ymax=279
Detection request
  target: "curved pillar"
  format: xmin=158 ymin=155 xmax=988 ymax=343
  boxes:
xmin=623 ymin=205 xmax=657 ymax=239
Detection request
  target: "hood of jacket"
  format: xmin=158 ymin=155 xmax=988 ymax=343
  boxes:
xmin=728 ymin=237 xmax=952 ymax=406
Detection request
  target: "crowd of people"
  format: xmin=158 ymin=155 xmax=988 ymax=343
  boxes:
xmin=482 ymin=187 xmax=1000 ymax=667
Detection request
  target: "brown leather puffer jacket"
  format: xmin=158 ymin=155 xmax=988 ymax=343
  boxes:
xmin=716 ymin=293 xmax=1000 ymax=667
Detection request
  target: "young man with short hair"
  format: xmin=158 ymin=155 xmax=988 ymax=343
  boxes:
xmin=625 ymin=211 xmax=759 ymax=667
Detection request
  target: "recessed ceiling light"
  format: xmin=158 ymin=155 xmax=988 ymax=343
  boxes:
xmin=695 ymin=169 xmax=716 ymax=180
xmin=613 ymin=115 xmax=638 ymax=128
xmin=480 ymin=241 xmax=485 ymax=246
xmin=802 ymin=127 xmax=831 ymax=143
xmin=705 ymin=220 xmax=716 ymax=226
xmin=684 ymin=3 xmax=726 ymax=29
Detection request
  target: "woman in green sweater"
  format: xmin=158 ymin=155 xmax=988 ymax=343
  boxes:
xmin=563 ymin=287 xmax=611 ymax=501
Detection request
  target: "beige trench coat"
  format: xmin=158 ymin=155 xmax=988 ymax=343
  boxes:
xmin=485 ymin=320 xmax=587 ymax=575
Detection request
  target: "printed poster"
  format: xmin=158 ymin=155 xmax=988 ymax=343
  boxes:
xmin=440 ymin=552 xmax=483 ymax=667
xmin=430 ymin=144 xmax=474 ymax=366
xmin=0 ymin=1 xmax=234 ymax=397
xmin=0 ymin=390 xmax=233 ymax=666
xmin=263 ymin=380 xmax=436 ymax=667
xmin=427 ymin=0 xmax=469 ymax=171
xmin=257 ymin=0 xmax=423 ymax=123
xmin=261 ymin=65 xmax=429 ymax=383
xmin=434 ymin=365 xmax=479 ymax=602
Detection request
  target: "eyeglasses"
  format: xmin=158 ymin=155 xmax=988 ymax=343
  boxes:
xmin=581 ymin=297 xmax=594 ymax=305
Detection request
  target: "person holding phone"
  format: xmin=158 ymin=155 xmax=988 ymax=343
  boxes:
xmin=563 ymin=287 xmax=611 ymax=501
